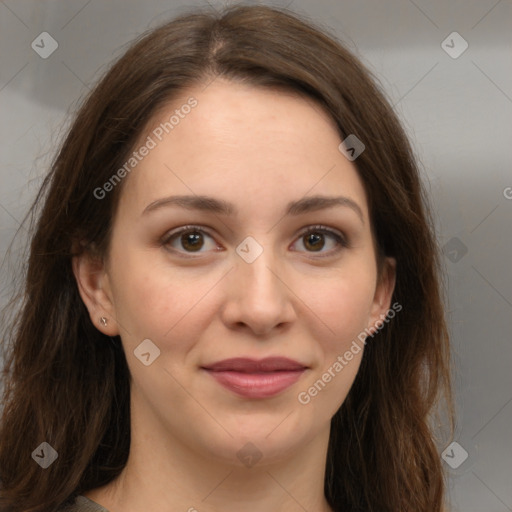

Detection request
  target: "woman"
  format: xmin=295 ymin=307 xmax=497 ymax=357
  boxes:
xmin=0 ymin=4 xmax=453 ymax=512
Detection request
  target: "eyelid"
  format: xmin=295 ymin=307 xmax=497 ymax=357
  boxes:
xmin=294 ymin=224 xmax=348 ymax=245
xmin=162 ymin=224 xmax=215 ymax=241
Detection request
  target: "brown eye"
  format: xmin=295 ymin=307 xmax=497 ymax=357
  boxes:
xmin=180 ymin=231 xmax=204 ymax=252
xmin=303 ymin=232 xmax=325 ymax=251
xmin=162 ymin=226 xmax=218 ymax=254
xmin=291 ymin=226 xmax=348 ymax=256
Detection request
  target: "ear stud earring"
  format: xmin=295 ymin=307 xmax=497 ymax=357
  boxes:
xmin=100 ymin=317 xmax=108 ymax=326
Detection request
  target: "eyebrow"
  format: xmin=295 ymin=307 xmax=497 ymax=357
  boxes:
xmin=142 ymin=194 xmax=364 ymax=224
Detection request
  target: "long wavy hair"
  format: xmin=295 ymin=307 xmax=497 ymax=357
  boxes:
xmin=0 ymin=4 xmax=454 ymax=511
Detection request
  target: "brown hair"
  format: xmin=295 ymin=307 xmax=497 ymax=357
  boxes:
xmin=0 ymin=5 xmax=453 ymax=511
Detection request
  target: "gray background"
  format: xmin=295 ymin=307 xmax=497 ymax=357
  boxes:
xmin=0 ymin=0 xmax=511 ymax=510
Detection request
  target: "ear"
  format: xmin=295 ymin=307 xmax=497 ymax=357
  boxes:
xmin=72 ymin=247 xmax=120 ymax=336
xmin=367 ymin=256 xmax=397 ymax=334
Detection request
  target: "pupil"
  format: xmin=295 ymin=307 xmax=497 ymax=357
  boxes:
xmin=305 ymin=233 xmax=324 ymax=251
xmin=182 ymin=232 xmax=203 ymax=251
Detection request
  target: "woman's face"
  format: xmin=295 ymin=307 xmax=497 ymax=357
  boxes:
xmin=77 ymin=78 xmax=395 ymax=467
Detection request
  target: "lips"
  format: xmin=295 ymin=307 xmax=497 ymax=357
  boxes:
xmin=202 ymin=357 xmax=307 ymax=373
xmin=201 ymin=357 xmax=308 ymax=399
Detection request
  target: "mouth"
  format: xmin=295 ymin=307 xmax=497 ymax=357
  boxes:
xmin=201 ymin=357 xmax=308 ymax=399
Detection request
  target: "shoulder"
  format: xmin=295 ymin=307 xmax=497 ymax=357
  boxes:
xmin=60 ymin=495 xmax=110 ymax=512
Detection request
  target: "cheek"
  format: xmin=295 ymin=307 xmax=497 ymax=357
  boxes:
xmin=301 ymin=268 xmax=376 ymax=350
xmin=295 ymin=271 xmax=375 ymax=415
xmin=109 ymin=249 xmax=221 ymax=352
xmin=112 ymin=267 xmax=174 ymax=333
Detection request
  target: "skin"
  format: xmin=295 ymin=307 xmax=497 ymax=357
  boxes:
xmin=74 ymin=78 xmax=396 ymax=512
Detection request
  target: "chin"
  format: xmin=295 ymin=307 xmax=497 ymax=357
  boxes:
xmin=201 ymin=416 xmax=312 ymax=466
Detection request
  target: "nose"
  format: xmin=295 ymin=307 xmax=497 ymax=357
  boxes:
xmin=219 ymin=246 xmax=296 ymax=337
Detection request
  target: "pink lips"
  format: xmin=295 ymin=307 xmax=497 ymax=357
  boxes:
xmin=201 ymin=357 xmax=307 ymax=399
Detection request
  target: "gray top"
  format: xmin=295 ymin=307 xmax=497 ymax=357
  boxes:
xmin=65 ymin=495 xmax=110 ymax=512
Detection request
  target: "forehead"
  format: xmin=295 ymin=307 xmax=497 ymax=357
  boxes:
xmin=119 ymin=79 xmax=369 ymax=220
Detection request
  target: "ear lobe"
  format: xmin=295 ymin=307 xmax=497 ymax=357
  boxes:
xmin=72 ymin=250 xmax=120 ymax=336
xmin=367 ymin=256 xmax=397 ymax=333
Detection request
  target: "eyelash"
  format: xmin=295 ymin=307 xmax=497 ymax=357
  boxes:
xmin=160 ymin=224 xmax=349 ymax=258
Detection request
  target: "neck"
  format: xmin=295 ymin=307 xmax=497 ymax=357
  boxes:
xmin=85 ymin=425 xmax=333 ymax=512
